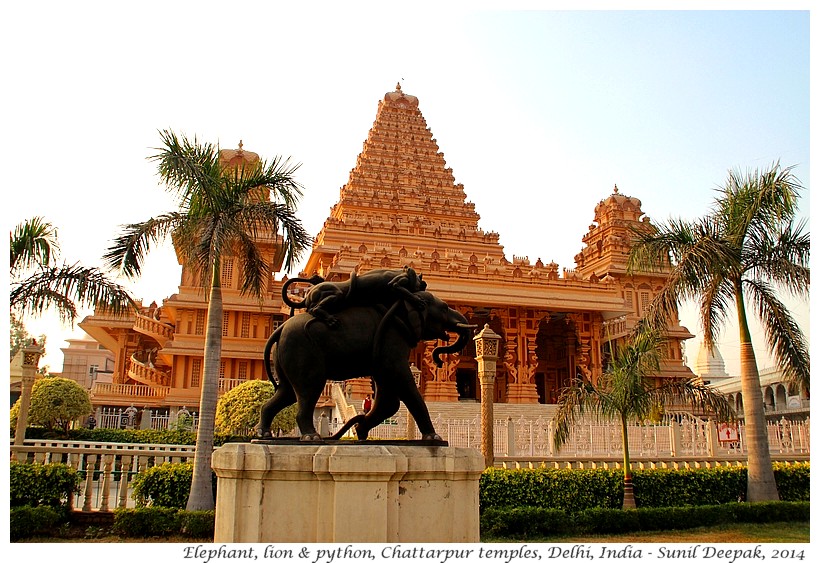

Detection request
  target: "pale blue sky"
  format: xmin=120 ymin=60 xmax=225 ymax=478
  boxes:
xmin=3 ymin=3 xmax=812 ymax=378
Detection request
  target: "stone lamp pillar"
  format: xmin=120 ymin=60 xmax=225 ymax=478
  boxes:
xmin=474 ymin=324 xmax=501 ymax=468
xmin=14 ymin=339 xmax=45 ymax=446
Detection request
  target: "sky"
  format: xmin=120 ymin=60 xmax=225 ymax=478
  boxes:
xmin=3 ymin=2 xmax=812 ymax=381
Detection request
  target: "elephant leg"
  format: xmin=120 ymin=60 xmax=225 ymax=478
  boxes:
xmin=257 ymin=382 xmax=296 ymax=439
xmin=296 ymin=384 xmax=326 ymax=441
xmin=395 ymin=368 xmax=441 ymax=440
xmin=354 ymin=388 xmax=400 ymax=440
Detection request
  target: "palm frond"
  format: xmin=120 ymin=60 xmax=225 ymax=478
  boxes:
xmin=745 ymin=218 xmax=810 ymax=295
xmin=745 ymin=278 xmax=810 ymax=389
xmin=552 ymin=378 xmax=603 ymax=450
xmin=104 ymin=213 xmax=184 ymax=278
xmin=10 ymin=216 xmax=60 ymax=272
xmin=10 ymin=263 xmax=136 ymax=323
xmin=651 ymin=378 xmax=736 ymax=422
xmin=149 ymin=129 xmax=222 ymax=206
xmin=717 ymin=162 xmax=802 ymax=242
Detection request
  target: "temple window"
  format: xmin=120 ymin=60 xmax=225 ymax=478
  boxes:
xmin=241 ymin=313 xmax=251 ymax=338
xmin=640 ymin=291 xmax=651 ymax=314
xmin=191 ymin=358 xmax=201 ymax=387
xmin=221 ymin=258 xmax=234 ymax=288
xmin=195 ymin=311 xmax=205 ymax=336
xmin=223 ymin=311 xmax=230 ymax=337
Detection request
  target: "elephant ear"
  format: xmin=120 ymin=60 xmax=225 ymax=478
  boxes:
xmin=403 ymin=297 xmax=425 ymax=342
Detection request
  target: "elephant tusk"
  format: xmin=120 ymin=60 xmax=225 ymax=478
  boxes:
xmin=455 ymin=323 xmax=478 ymax=329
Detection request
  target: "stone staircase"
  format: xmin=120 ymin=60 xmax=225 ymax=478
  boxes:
xmin=400 ymin=400 xmax=560 ymax=424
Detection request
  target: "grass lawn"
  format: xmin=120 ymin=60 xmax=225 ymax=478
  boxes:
xmin=487 ymin=521 xmax=810 ymax=543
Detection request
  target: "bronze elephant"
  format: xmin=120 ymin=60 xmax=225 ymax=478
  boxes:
xmin=258 ymin=290 xmax=474 ymax=441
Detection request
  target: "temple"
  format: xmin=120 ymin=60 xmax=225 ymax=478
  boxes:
xmin=79 ymin=84 xmax=695 ymax=420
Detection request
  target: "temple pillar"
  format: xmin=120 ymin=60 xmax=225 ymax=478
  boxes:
xmin=505 ymin=382 xmax=541 ymax=403
xmin=421 ymin=342 xmax=459 ymax=402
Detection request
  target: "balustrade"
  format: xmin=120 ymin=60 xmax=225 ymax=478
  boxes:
xmin=10 ymin=440 xmax=195 ymax=512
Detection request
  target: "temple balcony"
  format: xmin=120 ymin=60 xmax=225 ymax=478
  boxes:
xmin=133 ymin=312 xmax=175 ymax=347
xmin=127 ymin=354 xmax=171 ymax=387
xmin=90 ymin=381 xmax=170 ymax=405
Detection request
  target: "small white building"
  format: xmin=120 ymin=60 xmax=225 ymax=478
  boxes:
xmin=694 ymin=341 xmax=809 ymax=421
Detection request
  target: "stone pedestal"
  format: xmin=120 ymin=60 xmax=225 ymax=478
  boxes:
xmin=423 ymin=380 xmax=459 ymax=402
xmin=212 ymin=442 xmax=484 ymax=543
xmin=505 ymin=382 xmax=540 ymax=403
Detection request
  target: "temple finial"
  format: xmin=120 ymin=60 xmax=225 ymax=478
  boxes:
xmin=613 ymin=184 xmax=619 ymax=193
xmin=396 ymin=82 xmax=402 ymax=91
xmin=238 ymin=140 xmax=244 ymax=152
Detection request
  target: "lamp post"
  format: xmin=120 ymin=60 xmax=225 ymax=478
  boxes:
xmin=14 ymin=339 xmax=45 ymax=446
xmin=474 ymin=324 xmax=501 ymax=468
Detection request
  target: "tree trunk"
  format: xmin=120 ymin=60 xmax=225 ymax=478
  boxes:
xmin=621 ymin=414 xmax=636 ymax=509
xmin=735 ymin=286 xmax=779 ymax=502
xmin=187 ymin=262 xmax=223 ymax=511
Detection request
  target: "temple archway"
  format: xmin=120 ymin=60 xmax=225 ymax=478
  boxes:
xmin=534 ymin=314 xmax=576 ymax=404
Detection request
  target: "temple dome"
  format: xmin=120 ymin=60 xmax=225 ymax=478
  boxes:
xmin=693 ymin=340 xmax=730 ymax=380
xmin=593 ymin=185 xmax=645 ymax=225
xmin=384 ymin=82 xmax=419 ymax=108
xmin=219 ymin=140 xmax=260 ymax=168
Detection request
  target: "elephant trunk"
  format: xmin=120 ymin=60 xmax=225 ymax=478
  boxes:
xmin=432 ymin=322 xmax=475 ymax=367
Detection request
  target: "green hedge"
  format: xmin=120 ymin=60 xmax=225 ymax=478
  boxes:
xmin=111 ymin=507 xmax=214 ymax=539
xmin=9 ymin=461 xmax=81 ymax=508
xmin=10 ymin=505 xmax=67 ymax=541
xmin=480 ymin=501 xmax=811 ymax=540
xmin=480 ymin=462 xmax=809 ymax=510
xmin=18 ymin=426 xmax=252 ymax=445
xmin=132 ymin=462 xmax=194 ymax=508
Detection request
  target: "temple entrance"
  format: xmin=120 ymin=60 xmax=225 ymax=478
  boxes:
xmin=535 ymin=315 xmax=575 ymax=404
xmin=456 ymin=368 xmax=478 ymax=401
xmin=535 ymin=372 xmax=546 ymax=403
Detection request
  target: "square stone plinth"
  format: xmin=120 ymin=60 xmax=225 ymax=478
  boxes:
xmin=212 ymin=442 xmax=484 ymax=543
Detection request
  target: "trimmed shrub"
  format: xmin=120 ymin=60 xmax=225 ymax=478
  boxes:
xmin=480 ymin=464 xmax=809 ymax=511
xmin=20 ymin=425 xmax=250 ymax=446
xmin=10 ymin=461 xmax=80 ymax=508
xmin=131 ymin=462 xmax=193 ymax=508
xmin=479 ymin=501 xmax=810 ymax=540
xmin=773 ymin=462 xmax=810 ymax=501
xmin=10 ymin=505 xmax=65 ymax=541
xmin=632 ymin=466 xmax=746 ymax=506
xmin=111 ymin=507 xmax=215 ymax=539
xmin=111 ymin=507 xmax=182 ymax=538
xmin=480 ymin=467 xmax=623 ymax=511
xmin=179 ymin=510 xmax=216 ymax=538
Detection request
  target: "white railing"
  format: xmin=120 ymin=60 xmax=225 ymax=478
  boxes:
xmin=321 ymin=411 xmax=809 ymax=463
xmin=10 ymin=440 xmax=195 ymax=512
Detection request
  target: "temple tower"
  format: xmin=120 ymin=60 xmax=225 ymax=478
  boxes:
xmin=299 ymin=84 xmax=635 ymax=404
xmin=576 ymin=186 xmax=694 ymax=380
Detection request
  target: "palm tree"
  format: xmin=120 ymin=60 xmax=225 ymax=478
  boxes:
xmin=104 ymin=130 xmax=311 ymax=511
xmin=553 ymin=327 xmax=735 ymax=509
xmin=10 ymin=216 xmax=135 ymax=324
xmin=628 ymin=162 xmax=809 ymax=502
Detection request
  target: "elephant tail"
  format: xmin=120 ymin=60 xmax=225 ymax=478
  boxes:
xmin=263 ymin=323 xmax=285 ymax=389
xmin=281 ymin=274 xmax=325 ymax=313
xmin=329 ymin=414 xmax=366 ymax=440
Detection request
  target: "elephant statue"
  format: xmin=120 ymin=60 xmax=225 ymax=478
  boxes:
xmin=257 ymin=290 xmax=475 ymax=441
